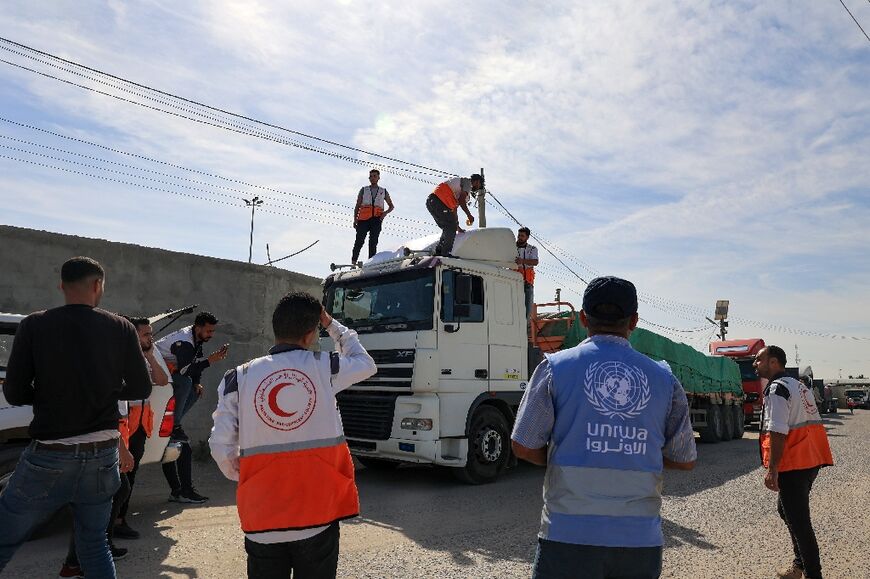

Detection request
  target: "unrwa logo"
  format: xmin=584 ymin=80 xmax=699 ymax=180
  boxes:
xmin=584 ymin=361 xmax=651 ymax=420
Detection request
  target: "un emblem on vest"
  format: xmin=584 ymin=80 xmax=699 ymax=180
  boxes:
xmin=254 ymin=369 xmax=318 ymax=431
xmin=584 ymin=361 xmax=651 ymax=420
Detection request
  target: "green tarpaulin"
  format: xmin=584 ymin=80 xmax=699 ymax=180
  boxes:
xmin=542 ymin=312 xmax=742 ymax=396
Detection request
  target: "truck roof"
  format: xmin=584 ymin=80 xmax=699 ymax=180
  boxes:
xmin=709 ymin=338 xmax=766 ymax=358
xmin=329 ymin=228 xmax=521 ymax=284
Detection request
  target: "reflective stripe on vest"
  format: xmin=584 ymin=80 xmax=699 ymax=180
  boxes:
xmin=233 ymin=350 xmax=360 ymax=534
xmin=760 ymin=422 xmax=833 ymax=472
xmin=433 ymin=182 xmax=459 ymax=211
xmin=237 ymin=436 xmax=358 ymax=533
xmin=356 ymin=187 xmax=386 ymax=221
xmin=543 ymin=336 xmax=674 ymax=547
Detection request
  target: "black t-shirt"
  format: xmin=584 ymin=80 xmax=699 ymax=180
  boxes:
xmin=3 ymin=304 xmax=152 ymax=440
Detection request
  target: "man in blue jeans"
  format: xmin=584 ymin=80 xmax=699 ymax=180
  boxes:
xmin=0 ymin=256 xmax=151 ymax=578
xmin=512 ymin=276 xmax=697 ymax=579
xmin=155 ymin=311 xmax=228 ymax=504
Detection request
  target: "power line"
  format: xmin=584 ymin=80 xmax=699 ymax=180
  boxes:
xmin=3 ymin=38 xmax=867 ymax=341
xmin=837 ymin=0 xmax=870 ymax=43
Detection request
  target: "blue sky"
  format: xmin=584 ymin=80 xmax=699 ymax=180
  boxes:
xmin=1 ymin=1 xmax=868 ymax=377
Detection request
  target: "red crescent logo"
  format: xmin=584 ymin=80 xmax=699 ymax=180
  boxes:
xmin=268 ymin=383 xmax=298 ymax=418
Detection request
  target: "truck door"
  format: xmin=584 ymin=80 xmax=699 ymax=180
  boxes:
xmin=439 ymin=270 xmax=488 ymax=387
xmin=487 ymin=278 xmax=524 ymax=389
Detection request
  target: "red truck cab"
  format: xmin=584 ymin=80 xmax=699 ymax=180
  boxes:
xmin=709 ymin=338 xmax=767 ymax=426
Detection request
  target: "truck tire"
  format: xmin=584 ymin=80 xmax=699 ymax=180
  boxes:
xmin=453 ymin=406 xmax=510 ymax=485
xmin=357 ymin=456 xmax=401 ymax=470
xmin=720 ymin=403 xmax=734 ymax=442
xmin=698 ymin=403 xmax=724 ymax=443
xmin=731 ymin=405 xmax=745 ymax=439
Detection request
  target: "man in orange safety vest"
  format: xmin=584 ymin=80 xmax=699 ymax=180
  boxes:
xmin=351 ymin=169 xmax=394 ymax=265
xmin=209 ymin=292 xmax=376 ymax=578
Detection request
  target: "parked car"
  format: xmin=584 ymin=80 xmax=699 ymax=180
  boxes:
xmin=0 ymin=310 xmax=183 ymax=494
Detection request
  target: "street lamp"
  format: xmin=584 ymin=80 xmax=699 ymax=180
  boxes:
xmin=243 ymin=196 xmax=264 ymax=264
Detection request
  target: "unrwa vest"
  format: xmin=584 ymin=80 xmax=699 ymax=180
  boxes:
xmin=544 ymin=335 xmax=674 ymax=547
xmin=357 ymin=186 xmax=386 ymax=221
xmin=231 ymin=346 xmax=359 ymax=534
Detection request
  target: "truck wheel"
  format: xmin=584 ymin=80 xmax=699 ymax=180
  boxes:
xmin=698 ymin=404 xmax=724 ymax=443
xmin=453 ymin=406 xmax=510 ymax=485
xmin=720 ymin=403 xmax=734 ymax=441
xmin=731 ymin=405 xmax=745 ymax=439
xmin=357 ymin=456 xmax=401 ymax=470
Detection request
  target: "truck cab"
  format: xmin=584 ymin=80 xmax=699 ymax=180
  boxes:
xmin=709 ymin=338 xmax=767 ymax=427
xmin=321 ymin=228 xmax=527 ymax=483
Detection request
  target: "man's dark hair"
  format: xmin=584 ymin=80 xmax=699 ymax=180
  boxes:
xmin=61 ymin=256 xmax=104 ymax=284
xmin=470 ymin=173 xmax=484 ymax=185
xmin=518 ymin=227 xmax=531 ymax=236
xmin=766 ymin=345 xmax=787 ymax=367
xmin=585 ymin=303 xmax=633 ymax=333
xmin=369 ymin=169 xmax=380 ymax=176
xmin=194 ymin=311 xmax=219 ymax=327
xmin=128 ymin=316 xmax=150 ymax=329
xmin=273 ymin=292 xmax=321 ymax=341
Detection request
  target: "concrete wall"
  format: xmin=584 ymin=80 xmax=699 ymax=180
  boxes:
xmin=0 ymin=224 xmax=322 ymax=443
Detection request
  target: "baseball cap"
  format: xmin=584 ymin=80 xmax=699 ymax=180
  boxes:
xmin=582 ymin=276 xmax=638 ymax=321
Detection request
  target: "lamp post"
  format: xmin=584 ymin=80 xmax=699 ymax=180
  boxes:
xmin=244 ymin=196 xmax=263 ymax=263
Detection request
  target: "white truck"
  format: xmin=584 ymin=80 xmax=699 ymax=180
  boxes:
xmin=321 ymin=228 xmax=528 ymax=484
xmin=0 ymin=309 xmax=185 ymax=494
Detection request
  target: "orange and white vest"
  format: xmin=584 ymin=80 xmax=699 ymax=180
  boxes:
xmin=223 ymin=345 xmax=359 ymax=534
xmin=760 ymin=376 xmax=833 ymax=472
xmin=356 ymin=186 xmax=386 ymax=221
xmin=432 ymin=177 xmax=468 ymax=211
xmin=155 ymin=326 xmax=195 ymax=374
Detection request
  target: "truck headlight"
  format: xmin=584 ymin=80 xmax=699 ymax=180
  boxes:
xmin=400 ymin=418 xmax=433 ymax=431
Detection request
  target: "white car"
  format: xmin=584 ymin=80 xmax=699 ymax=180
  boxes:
xmin=0 ymin=309 xmax=186 ymax=494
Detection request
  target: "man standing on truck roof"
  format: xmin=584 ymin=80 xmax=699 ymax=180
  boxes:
xmin=0 ymin=256 xmax=152 ymax=578
xmin=515 ymin=227 xmax=539 ymax=320
xmin=209 ymin=292 xmax=376 ymax=578
xmin=754 ymin=345 xmax=833 ymax=579
xmin=425 ymin=174 xmax=483 ymax=257
xmin=511 ymin=276 xmax=697 ymax=579
xmin=351 ymin=169 xmax=395 ymax=265
xmin=155 ymin=312 xmax=228 ymax=505
xmin=114 ymin=317 xmax=171 ymax=539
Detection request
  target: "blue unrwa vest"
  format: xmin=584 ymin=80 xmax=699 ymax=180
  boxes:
xmin=543 ymin=335 xmax=675 ymax=547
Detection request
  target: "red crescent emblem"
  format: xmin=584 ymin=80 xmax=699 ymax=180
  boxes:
xmin=268 ymin=383 xmax=298 ymax=418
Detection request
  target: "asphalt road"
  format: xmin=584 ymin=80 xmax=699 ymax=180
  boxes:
xmin=4 ymin=410 xmax=869 ymax=578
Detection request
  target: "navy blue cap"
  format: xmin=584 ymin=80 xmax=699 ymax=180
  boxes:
xmin=582 ymin=276 xmax=638 ymax=321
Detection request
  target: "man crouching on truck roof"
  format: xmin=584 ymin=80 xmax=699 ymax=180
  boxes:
xmin=511 ymin=276 xmax=697 ymax=579
xmin=209 ymin=291 xmax=376 ymax=579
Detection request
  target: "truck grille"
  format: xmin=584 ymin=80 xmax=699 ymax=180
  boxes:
xmin=357 ymin=349 xmax=415 ymax=389
xmin=337 ymin=391 xmax=409 ymax=440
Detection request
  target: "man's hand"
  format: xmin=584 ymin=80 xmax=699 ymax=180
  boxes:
xmin=353 ymin=220 xmax=358 ymax=229
xmin=320 ymin=306 xmax=333 ymax=328
xmin=120 ymin=442 xmax=135 ymax=473
xmin=208 ymin=344 xmax=229 ymax=364
xmin=764 ymin=468 xmax=779 ymax=492
xmin=195 ymin=383 xmax=204 ymax=399
xmin=465 ymin=214 xmax=475 ymax=225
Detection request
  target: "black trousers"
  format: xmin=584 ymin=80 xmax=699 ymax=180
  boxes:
xmin=162 ymin=426 xmax=193 ymax=494
xmin=244 ymin=522 xmax=340 ymax=579
xmin=777 ymin=467 xmax=822 ymax=579
xmin=351 ymin=217 xmax=382 ymax=263
xmin=532 ymin=539 xmax=662 ymax=579
xmin=425 ymin=194 xmax=458 ymax=256
xmin=119 ymin=426 xmax=147 ymax=520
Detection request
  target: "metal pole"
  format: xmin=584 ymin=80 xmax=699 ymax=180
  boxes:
xmin=478 ymin=167 xmax=486 ymax=228
xmin=244 ymin=196 xmax=262 ymax=264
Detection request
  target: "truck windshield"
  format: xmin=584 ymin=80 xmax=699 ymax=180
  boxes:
xmin=325 ymin=269 xmax=435 ymax=334
xmin=736 ymin=359 xmax=760 ymax=381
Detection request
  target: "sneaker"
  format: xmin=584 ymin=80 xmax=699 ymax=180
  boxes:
xmin=776 ymin=563 xmax=804 ymax=579
xmin=113 ymin=520 xmax=140 ymax=540
xmin=110 ymin=544 xmax=128 ymax=561
xmin=58 ymin=563 xmax=84 ymax=578
xmin=169 ymin=488 xmax=208 ymax=504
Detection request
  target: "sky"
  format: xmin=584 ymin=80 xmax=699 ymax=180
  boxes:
xmin=1 ymin=1 xmax=868 ymax=378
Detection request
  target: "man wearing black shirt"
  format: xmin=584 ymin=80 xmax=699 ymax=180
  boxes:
xmin=155 ymin=312 xmax=228 ymax=504
xmin=0 ymin=256 xmax=151 ymax=578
